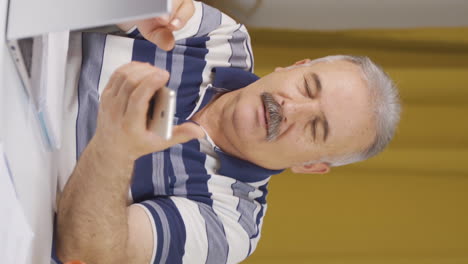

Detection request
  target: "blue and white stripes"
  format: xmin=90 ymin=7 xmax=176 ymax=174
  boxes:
xmin=57 ymin=1 xmax=285 ymax=264
xmin=76 ymin=32 xmax=106 ymax=158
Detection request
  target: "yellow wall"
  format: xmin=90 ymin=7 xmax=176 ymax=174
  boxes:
xmin=244 ymin=28 xmax=468 ymax=264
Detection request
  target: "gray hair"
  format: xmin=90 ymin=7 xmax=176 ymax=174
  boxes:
xmin=302 ymin=55 xmax=401 ymax=167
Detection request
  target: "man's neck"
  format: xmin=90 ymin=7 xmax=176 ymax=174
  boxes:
xmin=190 ymin=90 xmax=244 ymax=159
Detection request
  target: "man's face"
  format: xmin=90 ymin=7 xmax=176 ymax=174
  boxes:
xmin=220 ymin=60 xmax=376 ymax=172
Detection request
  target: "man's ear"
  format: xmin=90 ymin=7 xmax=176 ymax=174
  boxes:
xmin=293 ymin=58 xmax=311 ymax=66
xmin=291 ymin=162 xmax=330 ymax=174
xmin=274 ymin=58 xmax=311 ymax=72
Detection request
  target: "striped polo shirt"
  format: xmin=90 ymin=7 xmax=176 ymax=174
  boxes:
xmin=55 ymin=1 xmax=284 ymax=264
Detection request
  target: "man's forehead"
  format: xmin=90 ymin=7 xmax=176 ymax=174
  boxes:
xmin=310 ymin=61 xmax=373 ymax=147
xmin=304 ymin=61 xmax=366 ymax=92
xmin=304 ymin=59 xmax=362 ymax=74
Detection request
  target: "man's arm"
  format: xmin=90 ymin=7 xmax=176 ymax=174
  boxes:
xmin=56 ymin=136 xmax=141 ymax=263
xmin=56 ymin=62 xmax=203 ymax=263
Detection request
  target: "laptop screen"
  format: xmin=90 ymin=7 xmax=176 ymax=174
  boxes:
xmin=7 ymin=0 xmax=170 ymax=39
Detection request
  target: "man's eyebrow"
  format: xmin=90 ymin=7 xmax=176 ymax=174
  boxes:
xmin=323 ymin=118 xmax=329 ymax=142
xmin=306 ymin=72 xmax=329 ymax=142
xmin=310 ymin=72 xmax=329 ymax=142
xmin=312 ymin=73 xmax=322 ymax=94
xmin=311 ymin=118 xmax=317 ymax=141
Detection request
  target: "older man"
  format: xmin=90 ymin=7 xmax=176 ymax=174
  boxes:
xmin=55 ymin=0 xmax=400 ymax=263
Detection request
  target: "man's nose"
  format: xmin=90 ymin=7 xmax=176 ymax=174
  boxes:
xmin=281 ymin=98 xmax=318 ymax=124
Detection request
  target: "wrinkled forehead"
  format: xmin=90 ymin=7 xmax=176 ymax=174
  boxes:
xmin=310 ymin=61 xmax=375 ymax=153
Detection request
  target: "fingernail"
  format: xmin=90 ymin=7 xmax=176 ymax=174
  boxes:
xmin=170 ymin=18 xmax=181 ymax=28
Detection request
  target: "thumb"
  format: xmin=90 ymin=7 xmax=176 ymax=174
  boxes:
xmin=170 ymin=122 xmax=205 ymax=145
xmin=145 ymin=27 xmax=175 ymax=51
xmin=167 ymin=0 xmax=195 ymax=31
xmin=137 ymin=19 xmax=175 ymax=51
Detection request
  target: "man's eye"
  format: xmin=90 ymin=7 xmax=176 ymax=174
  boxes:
xmin=304 ymin=78 xmax=314 ymax=98
xmin=305 ymin=85 xmax=314 ymax=98
xmin=305 ymin=88 xmax=313 ymax=98
xmin=311 ymin=118 xmax=317 ymax=140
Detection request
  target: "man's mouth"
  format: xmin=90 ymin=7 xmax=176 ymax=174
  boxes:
xmin=263 ymin=99 xmax=269 ymax=128
xmin=261 ymin=92 xmax=283 ymax=141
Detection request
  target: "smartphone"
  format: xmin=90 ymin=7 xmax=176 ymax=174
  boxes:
xmin=147 ymin=86 xmax=176 ymax=140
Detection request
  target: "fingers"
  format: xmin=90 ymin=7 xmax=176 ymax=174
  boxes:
xmin=125 ymin=68 xmax=170 ymax=128
xmin=167 ymin=0 xmax=195 ymax=31
xmin=138 ymin=25 xmax=175 ymax=51
xmin=97 ymin=59 xmax=204 ymax=156
xmin=136 ymin=7 xmax=175 ymax=51
xmin=148 ymin=122 xmax=204 ymax=150
xmin=115 ymin=65 xmax=157 ymax=114
xmin=136 ymin=0 xmax=195 ymax=50
xmin=103 ymin=62 xmax=169 ymax=123
xmin=102 ymin=68 xmax=126 ymax=99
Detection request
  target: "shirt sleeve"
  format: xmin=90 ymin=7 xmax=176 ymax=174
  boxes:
xmin=136 ymin=195 xmax=260 ymax=264
xmin=135 ymin=198 xmax=188 ymax=264
xmin=135 ymin=197 xmax=225 ymax=264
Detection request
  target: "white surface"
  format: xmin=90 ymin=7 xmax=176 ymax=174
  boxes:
xmin=244 ymin=0 xmax=468 ymax=30
xmin=2 ymin=2 xmax=56 ymax=262
xmin=7 ymin=0 xmax=170 ymax=39
xmin=57 ymin=32 xmax=82 ymax=194
xmin=31 ymin=32 xmax=70 ymax=149
xmin=0 ymin=143 xmax=35 ymax=264
xmin=0 ymin=0 xmax=6 ymax=137
xmin=1 ymin=42 xmax=57 ymax=263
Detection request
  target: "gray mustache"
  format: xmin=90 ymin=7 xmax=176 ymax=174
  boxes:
xmin=261 ymin=92 xmax=283 ymax=141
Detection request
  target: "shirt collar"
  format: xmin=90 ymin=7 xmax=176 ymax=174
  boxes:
xmin=215 ymin=147 xmax=284 ymax=182
xmin=212 ymin=67 xmax=260 ymax=91
xmin=196 ymin=67 xmax=258 ymax=113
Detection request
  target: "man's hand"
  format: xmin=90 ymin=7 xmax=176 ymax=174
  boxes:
xmin=93 ymin=62 xmax=203 ymax=161
xmin=57 ymin=62 xmax=203 ymax=263
xmin=118 ymin=0 xmax=195 ymax=50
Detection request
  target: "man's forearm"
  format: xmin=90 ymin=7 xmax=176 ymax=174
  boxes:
xmin=56 ymin=138 xmax=134 ymax=263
